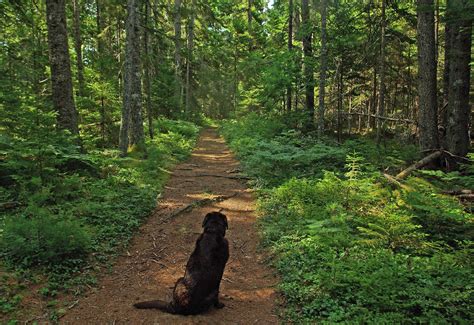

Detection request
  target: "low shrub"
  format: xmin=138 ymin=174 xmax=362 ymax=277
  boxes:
xmin=260 ymin=170 xmax=473 ymax=323
xmin=221 ymin=115 xmax=474 ymax=323
xmin=0 ymin=118 xmax=199 ymax=314
xmin=1 ymin=212 xmax=92 ymax=267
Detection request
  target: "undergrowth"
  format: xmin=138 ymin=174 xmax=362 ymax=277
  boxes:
xmin=220 ymin=114 xmax=474 ymax=324
xmin=0 ymin=118 xmax=199 ymax=320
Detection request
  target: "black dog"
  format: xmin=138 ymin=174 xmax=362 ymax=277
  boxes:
xmin=134 ymin=211 xmax=229 ymax=315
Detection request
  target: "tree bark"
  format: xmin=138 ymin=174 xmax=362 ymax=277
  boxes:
xmin=174 ymin=0 xmax=182 ymax=114
xmin=96 ymin=0 xmax=106 ymax=142
xmin=441 ymin=9 xmax=452 ymax=129
xmin=376 ymin=0 xmax=386 ymax=144
xmin=185 ymin=0 xmax=196 ymax=118
xmin=417 ymin=0 xmax=440 ymax=151
xmin=72 ymin=0 xmax=85 ymax=97
xmin=144 ymin=0 xmax=153 ymax=139
xmin=286 ymin=0 xmax=293 ymax=112
xmin=119 ymin=0 xmax=144 ymax=155
xmin=317 ymin=0 xmax=328 ymax=135
xmin=336 ymin=59 xmax=343 ymax=143
xmin=294 ymin=3 xmax=301 ymax=111
xmin=445 ymin=0 xmax=472 ymax=157
xmin=302 ymin=0 xmax=314 ymax=129
xmin=45 ymin=0 xmax=79 ymax=136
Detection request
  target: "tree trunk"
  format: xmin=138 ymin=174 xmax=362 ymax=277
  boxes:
xmin=96 ymin=0 xmax=106 ymax=141
xmin=72 ymin=0 xmax=85 ymax=97
xmin=417 ymin=0 xmax=440 ymax=151
xmin=445 ymin=0 xmax=472 ymax=157
xmin=174 ymin=0 xmax=182 ymax=114
xmin=119 ymin=0 xmax=144 ymax=155
xmin=336 ymin=59 xmax=343 ymax=143
xmin=294 ymin=4 xmax=301 ymax=111
xmin=45 ymin=0 xmax=79 ymax=136
xmin=233 ymin=45 xmax=238 ymax=116
xmin=441 ymin=10 xmax=452 ymax=130
xmin=302 ymin=0 xmax=314 ymax=129
xmin=31 ymin=5 xmax=45 ymax=96
xmin=286 ymin=0 xmax=293 ymax=112
xmin=185 ymin=0 xmax=196 ymax=118
xmin=248 ymin=0 xmax=253 ymax=50
xmin=370 ymin=66 xmax=377 ymax=130
xmin=144 ymin=0 xmax=153 ymax=139
xmin=376 ymin=0 xmax=386 ymax=144
xmin=96 ymin=0 xmax=103 ymax=56
xmin=317 ymin=0 xmax=328 ymax=135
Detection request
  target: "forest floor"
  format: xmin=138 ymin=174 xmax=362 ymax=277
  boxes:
xmin=61 ymin=128 xmax=279 ymax=324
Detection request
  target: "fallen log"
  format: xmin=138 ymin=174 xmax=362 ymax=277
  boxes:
xmin=396 ymin=151 xmax=443 ymax=180
xmin=457 ymin=194 xmax=474 ymax=201
xmin=0 ymin=201 xmax=21 ymax=210
xmin=342 ymin=112 xmax=416 ymax=124
xmin=442 ymin=189 xmax=473 ymax=195
xmin=383 ymin=173 xmax=403 ymax=187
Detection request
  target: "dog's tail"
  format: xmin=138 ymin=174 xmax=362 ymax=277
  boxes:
xmin=133 ymin=300 xmax=175 ymax=313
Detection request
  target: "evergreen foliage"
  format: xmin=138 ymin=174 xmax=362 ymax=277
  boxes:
xmin=221 ymin=117 xmax=473 ymax=323
xmin=0 ymin=118 xmax=199 ymax=316
xmin=0 ymin=0 xmax=472 ymax=321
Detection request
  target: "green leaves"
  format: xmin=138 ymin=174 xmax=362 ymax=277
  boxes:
xmin=0 ymin=118 xmax=199 ymax=314
xmin=222 ymin=115 xmax=474 ymax=323
xmin=1 ymin=214 xmax=92 ymax=267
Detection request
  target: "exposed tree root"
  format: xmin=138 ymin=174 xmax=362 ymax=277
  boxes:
xmin=161 ymin=192 xmax=238 ymax=223
xmin=194 ymin=174 xmax=251 ymax=180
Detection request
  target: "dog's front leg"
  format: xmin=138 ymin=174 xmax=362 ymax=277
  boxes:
xmin=210 ymin=289 xmax=225 ymax=309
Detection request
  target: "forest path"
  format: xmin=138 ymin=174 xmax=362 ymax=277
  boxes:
xmin=62 ymin=128 xmax=278 ymax=324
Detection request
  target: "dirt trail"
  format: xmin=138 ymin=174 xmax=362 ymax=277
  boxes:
xmin=62 ymin=128 xmax=279 ymax=324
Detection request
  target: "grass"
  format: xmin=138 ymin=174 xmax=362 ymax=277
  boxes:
xmin=0 ymin=118 xmax=199 ymax=322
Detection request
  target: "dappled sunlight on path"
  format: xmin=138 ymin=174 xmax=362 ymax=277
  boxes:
xmin=62 ymin=128 xmax=279 ymax=324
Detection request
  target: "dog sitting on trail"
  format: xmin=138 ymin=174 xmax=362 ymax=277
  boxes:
xmin=134 ymin=211 xmax=229 ymax=315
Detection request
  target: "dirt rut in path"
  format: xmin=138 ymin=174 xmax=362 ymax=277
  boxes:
xmin=62 ymin=128 xmax=279 ymax=324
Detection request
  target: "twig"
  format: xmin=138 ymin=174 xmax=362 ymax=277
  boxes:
xmin=68 ymin=300 xmax=79 ymax=309
xmin=0 ymin=201 xmax=21 ymax=210
xmin=342 ymin=112 xmax=415 ymax=124
xmin=420 ymin=149 xmax=473 ymax=163
xmin=151 ymin=259 xmax=167 ymax=268
xmin=161 ymin=193 xmax=238 ymax=223
xmin=193 ymin=174 xmax=251 ymax=180
xmin=226 ymin=168 xmax=242 ymax=174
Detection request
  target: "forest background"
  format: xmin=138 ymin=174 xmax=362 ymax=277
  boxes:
xmin=0 ymin=0 xmax=473 ymax=323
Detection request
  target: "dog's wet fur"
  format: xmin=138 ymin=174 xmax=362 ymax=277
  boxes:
xmin=134 ymin=211 xmax=229 ymax=315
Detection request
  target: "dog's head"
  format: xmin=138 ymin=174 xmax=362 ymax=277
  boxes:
xmin=202 ymin=212 xmax=228 ymax=236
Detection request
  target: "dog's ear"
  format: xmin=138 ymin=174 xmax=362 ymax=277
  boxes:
xmin=202 ymin=213 xmax=212 ymax=228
